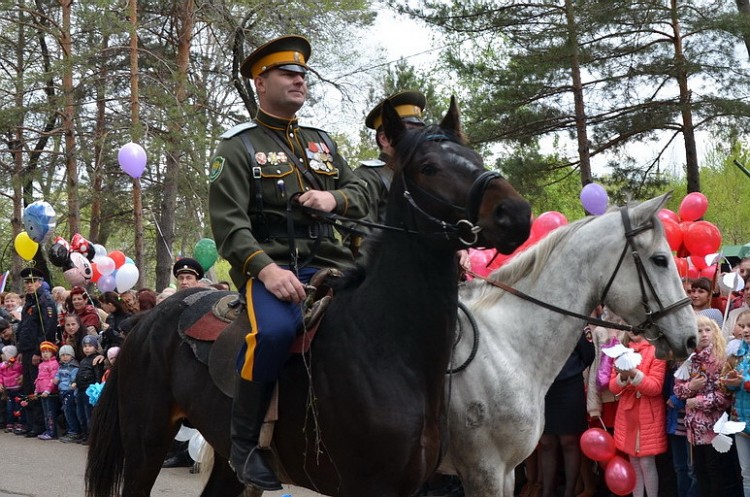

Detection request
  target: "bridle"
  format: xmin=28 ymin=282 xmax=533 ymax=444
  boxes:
xmin=470 ymin=206 xmax=692 ymax=342
xmin=299 ymin=132 xmax=505 ymax=246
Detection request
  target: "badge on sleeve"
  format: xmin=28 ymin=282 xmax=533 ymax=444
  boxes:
xmin=209 ymin=156 xmax=225 ymax=182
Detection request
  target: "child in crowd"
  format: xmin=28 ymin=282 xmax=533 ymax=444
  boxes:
xmin=55 ymin=344 xmax=81 ymax=443
xmin=101 ymin=346 xmax=119 ymax=383
xmin=73 ymin=334 xmax=103 ymax=444
xmin=609 ymin=330 xmax=668 ymax=497
xmin=99 ymin=292 xmax=131 ymax=351
xmin=61 ymin=313 xmax=85 ymax=361
xmin=675 ymin=316 xmax=741 ymax=497
xmin=3 ymin=292 xmax=22 ymax=322
xmin=34 ymin=341 xmax=60 ymax=440
xmin=0 ymin=318 xmax=15 ymax=346
xmin=723 ymin=309 xmax=750 ymax=497
xmin=0 ymin=344 xmax=23 ymax=432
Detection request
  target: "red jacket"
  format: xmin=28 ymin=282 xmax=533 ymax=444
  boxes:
xmin=609 ymin=338 xmax=668 ymax=457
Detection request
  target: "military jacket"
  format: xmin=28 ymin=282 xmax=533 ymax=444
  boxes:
xmin=209 ymin=109 xmax=368 ymax=288
xmin=353 ymin=153 xmax=393 ymax=238
xmin=16 ymin=290 xmax=57 ymax=354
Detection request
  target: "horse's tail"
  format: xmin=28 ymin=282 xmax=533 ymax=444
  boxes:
xmin=85 ymin=364 xmax=124 ymax=497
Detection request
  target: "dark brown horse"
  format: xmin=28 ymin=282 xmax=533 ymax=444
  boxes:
xmin=85 ymin=98 xmax=531 ymax=497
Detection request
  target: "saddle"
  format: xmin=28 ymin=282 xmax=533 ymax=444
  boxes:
xmin=176 ymin=268 xmax=342 ymax=398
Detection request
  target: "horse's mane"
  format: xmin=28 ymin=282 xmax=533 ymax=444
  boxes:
xmin=472 ymin=201 xmax=664 ymax=310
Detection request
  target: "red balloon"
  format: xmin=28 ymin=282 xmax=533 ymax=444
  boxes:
xmin=687 ymin=266 xmax=700 ymax=279
xmin=579 ymin=428 xmax=616 ymax=463
xmin=679 ymin=192 xmax=708 ymax=222
xmin=684 ymin=221 xmax=722 ymax=257
xmin=605 ymin=455 xmax=637 ymax=496
xmin=674 ymin=257 xmax=688 ymax=278
xmin=531 ymin=211 xmax=568 ymax=239
xmin=657 ymin=208 xmax=680 ymax=224
xmin=108 ymin=250 xmax=126 ymax=269
xmin=90 ymin=262 xmax=102 ymax=283
xmin=660 ymin=218 xmax=683 ymax=252
xmin=700 ymin=266 xmax=717 ymax=281
xmin=689 ymin=254 xmax=709 ymax=270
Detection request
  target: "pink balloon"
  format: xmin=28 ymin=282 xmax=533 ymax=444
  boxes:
xmin=678 ymin=192 xmax=708 ymax=222
xmin=579 ymin=428 xmax=616 ymax=463
xmin=118 ymin=142 xmax=147 ymax=179
xmin=468 ymin=248 xmax=495 ymax=277
xmin=531 ymin=212 xmax=568 ymax=239
xmin=657 ymin=209 xmax=680 ymax=224
xmin=605 ymin=455 xmax=637 ymax=496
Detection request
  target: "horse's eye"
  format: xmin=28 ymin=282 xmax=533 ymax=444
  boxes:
xmin=652 ymin=255 xmax=669 ymax=268
xmin=420 ymin=163 xmax=438 ymax=176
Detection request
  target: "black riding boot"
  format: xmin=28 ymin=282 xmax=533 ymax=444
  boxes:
xmin=230 ymin=379 xmax=282 ymax=491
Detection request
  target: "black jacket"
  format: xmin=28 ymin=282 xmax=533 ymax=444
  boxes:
xmin=16 ymin=290 xmax=57 ymax=354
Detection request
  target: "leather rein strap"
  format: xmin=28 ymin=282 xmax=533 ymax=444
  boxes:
xmin=467 ymin=206 xmax=692 ymax=339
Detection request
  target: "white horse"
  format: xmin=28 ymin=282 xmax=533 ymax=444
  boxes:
xmin=438 ymin=194 xmax=697 ymax=497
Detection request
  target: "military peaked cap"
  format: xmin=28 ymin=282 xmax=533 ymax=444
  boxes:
xmin=365 ymin=90 xmax=427 ymax=130
xmin=172 ymin=258 xmax=204 ymax=280
xmin=241 ymin=35 xmax=311 ymax=79
xmin=19 ymin=267 xmax=44 ymax=280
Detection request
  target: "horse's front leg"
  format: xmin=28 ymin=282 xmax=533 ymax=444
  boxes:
xmin=120 ymin=403 xmax=180 ymax=497
xmin=199 ymin=453 xmax=246 ymax=497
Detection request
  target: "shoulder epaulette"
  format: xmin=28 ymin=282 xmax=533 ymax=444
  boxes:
xmin=220 ymin=122 xmax=257 ymax=139
xmin=360 ymin=159 xmax=386 ymax=167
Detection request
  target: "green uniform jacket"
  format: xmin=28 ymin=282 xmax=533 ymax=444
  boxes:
xmin=209 ymin=109 xmax=368 ymax=288
xmin=353 ymin=153 xmax=393 ymax=238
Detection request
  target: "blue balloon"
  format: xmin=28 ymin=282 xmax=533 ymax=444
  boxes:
xmin=125 ymin=256 xmax=135 ymax=265
xmin=22 ymin=201 xmax=56 ymax=243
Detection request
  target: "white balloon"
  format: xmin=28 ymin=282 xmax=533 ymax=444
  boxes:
xmin=705 ymin=253 xmax=721 ymax=266
xmin=188 ymin=431 xmax=206 ymax=461
xmin=94 ymin=244 xmax=107 ymax=258
xmin=97 ymin=256 xmax=116 ymax=276
xmin=115 ymin=263 xmax=139 ymax=292
xmin=174 ymin=424 xmax=197 ymax=442
xmin=720 ymin=272 xmax=745 ymax=293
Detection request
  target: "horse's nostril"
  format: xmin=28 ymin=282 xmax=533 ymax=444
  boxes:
xmin=686 ymin=335 xmax=697 ymax=350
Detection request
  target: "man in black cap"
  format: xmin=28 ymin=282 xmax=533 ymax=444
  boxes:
xmin=14 ymin=267 xmax=57 ymax=436
xmin=172 ymin=257 xmax=204 ymax=290
xmin=208 ymin=35 xmax=368 ymax=490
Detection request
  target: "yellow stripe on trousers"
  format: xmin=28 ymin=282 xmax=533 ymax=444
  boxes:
xmin=240 ymin=282 xmax=259 ymax=380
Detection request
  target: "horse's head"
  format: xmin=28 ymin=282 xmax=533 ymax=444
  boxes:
xmin=597 ymin=193 xmax=697 ymax=359
xmin=381 ymin=97 xmax=531 ymax=254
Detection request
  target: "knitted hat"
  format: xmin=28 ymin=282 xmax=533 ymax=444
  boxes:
xmin=40 ymin=341 xmax=58 ymax=354
xmin=2 ymin=345 xmax=17 ymax=360
xmin=59 ymin=345 xmax=75 ymax=357
xmin=107 ymin=347 xmax=120 ymax=361
xmin=82 ymin=335 xmax=99 ymax=347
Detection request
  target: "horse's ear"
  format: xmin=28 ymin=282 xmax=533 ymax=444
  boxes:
xmin=439 ymin=96 xmax=464 ymax=141
xmin=381 ymin=100 xmax=407 ymax=148
xmin=632 ymin=192 xmax=671 ymax=225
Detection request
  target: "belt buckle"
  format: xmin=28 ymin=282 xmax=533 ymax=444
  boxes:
xmin=252 ymin=166 xmax=261 ymax=179
xmin=308 ymin=225 xmax=319 ymax=239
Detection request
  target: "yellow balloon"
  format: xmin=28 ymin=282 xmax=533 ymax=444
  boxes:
xmin=14 ymin=231 xmax=39 ymax=261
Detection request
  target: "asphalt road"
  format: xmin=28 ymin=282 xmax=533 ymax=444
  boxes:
xmin=0 ymin=432 xmax=323 ymax=497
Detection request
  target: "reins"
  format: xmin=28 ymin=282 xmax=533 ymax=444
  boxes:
xmin=465 ymin=205 xmax=692 ymax=341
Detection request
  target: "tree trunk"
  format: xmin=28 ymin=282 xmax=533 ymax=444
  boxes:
xmin=564 ymin=0 xmax=592 ymax=186
xmin=90 ymin=35 xmax=109 ymax=244
xmin=155 ymin=0 xmax=195 ymax=291
xmin=737 ymin=0 xmax=750 ymax=60
xmin=61 ymin=0 xmax=80 ymax=235
xmin=671 ymin=0 xmax=700 ymax=193
xmin=127 ymin=0 xmax=146 ymax=289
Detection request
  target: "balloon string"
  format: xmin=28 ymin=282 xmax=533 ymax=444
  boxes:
xmin=150 ymin=211 xmax=173 ymax=261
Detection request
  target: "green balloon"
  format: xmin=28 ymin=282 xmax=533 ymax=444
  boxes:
xmin=194 ymin=238 xmax=218 ymax=271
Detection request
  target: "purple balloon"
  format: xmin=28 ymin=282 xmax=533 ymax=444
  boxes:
xmin=118 ymin=142 xmax=147 ymax=178
xmin=580 ymin=183 xmax=609 ymax=215
xmin=97 ymin=274 xmax=117 ymax=293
